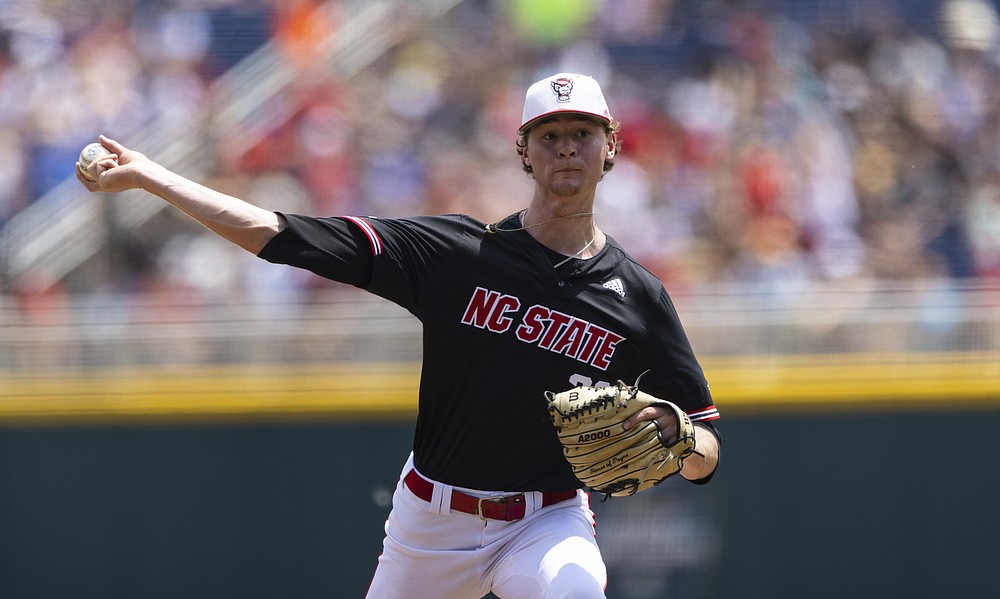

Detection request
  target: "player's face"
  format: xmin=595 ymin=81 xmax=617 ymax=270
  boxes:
xmin=523 ymin=116 xmax=615 ymax=198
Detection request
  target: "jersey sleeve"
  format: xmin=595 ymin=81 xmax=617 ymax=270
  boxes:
xmin=257 ymin=213 xmax=373 ymax=287
xmin=257 ymin=213 xmax=444 ymax=317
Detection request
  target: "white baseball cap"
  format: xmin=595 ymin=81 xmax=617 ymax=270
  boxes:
xmin=519 ymin=73 xmax=612 ymax=134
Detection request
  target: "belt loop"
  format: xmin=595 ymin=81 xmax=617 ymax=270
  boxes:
xmin=524 ymin=490 xmax=539 ymax=517
xmin=429 ymin=475 xmax=450 ymax=515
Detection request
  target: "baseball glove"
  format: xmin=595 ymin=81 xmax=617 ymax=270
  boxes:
xmin=545 ymin=377 xmax=696 ymax=497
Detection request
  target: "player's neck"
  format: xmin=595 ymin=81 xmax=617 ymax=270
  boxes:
xmin=520 ymin=204 xmax=604 ymax=259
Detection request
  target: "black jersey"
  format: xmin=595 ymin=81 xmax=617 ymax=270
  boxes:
xmin=259 ymin=212 xmax=719 ymax=492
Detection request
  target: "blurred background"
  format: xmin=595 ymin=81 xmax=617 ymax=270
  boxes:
xmin=0 ymin=0 xmax=998 ymax=597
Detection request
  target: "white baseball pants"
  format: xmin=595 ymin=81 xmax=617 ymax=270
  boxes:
xmin=365 ymin=454 xmax=607 ymax=599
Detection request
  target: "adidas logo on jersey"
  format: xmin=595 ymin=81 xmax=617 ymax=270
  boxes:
xmin=603 ymin=278 xmax=625 ymax=297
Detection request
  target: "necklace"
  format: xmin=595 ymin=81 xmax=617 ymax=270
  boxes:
xmin=484 ymin=209 xmax=594 ymax=234
xmin=552 ymin=232 xmax=598 ymax=268
xmin=485 ymin=209 xmax=600 ymax=268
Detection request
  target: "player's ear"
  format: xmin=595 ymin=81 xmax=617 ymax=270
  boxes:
xmin=606 ymin=132 xmax=618 ymax=158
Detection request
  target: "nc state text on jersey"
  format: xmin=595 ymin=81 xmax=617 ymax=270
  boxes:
xmin=460 ymin=286 xmax=625 ymax=370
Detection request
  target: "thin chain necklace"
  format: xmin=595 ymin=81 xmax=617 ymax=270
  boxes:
xmin=485 ymin=209 xmax=599 ymax=268
xmin=484 ymin=209 xmax=593 ymax=234
xmin=552 ymin=232 xmax=598 ymax=268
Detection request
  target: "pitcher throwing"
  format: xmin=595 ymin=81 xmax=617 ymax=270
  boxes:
xmin=77 ymin=72 xmax=721 ymax=599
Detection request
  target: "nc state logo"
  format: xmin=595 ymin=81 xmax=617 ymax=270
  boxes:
xmin=551 ymin=78 xmax=573 ymax=102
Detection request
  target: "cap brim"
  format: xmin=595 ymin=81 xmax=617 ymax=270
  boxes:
xmin=518 ymin=110 xmax=612 ymax=134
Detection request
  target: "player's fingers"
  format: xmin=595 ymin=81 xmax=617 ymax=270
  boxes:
xmin=99 ymin=134 xmax=126 ymax=154
xmin=98 ymin=136 xmax=133 ymax=165
xmin=76 ymin=156 xmax=122 ymax=191
xmin=93 ymin=156 xmax=120 ymax=180
xmin=655 ymin=413 xmax=679 ymax=439
xmin=98 ymin=135 xmax=147 ymax=167
xmin=623 ymin=406 xmax=663 ymax=430
xmin=75 ymin=162 xmax=99 ymax=189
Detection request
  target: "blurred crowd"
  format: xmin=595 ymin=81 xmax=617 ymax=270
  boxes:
xmin=4 ymin=0 xmax=1000 ymax=305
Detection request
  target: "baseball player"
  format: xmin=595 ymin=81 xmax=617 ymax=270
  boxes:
xmin=77 ymin=73 xmax=721 ymax=599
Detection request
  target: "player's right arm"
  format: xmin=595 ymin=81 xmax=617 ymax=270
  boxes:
xmin=76 ymin=135 xmax=285 ymax=254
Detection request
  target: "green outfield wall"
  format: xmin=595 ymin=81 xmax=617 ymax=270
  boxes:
xmin=1 ymin=407 xmax=997 ymax=599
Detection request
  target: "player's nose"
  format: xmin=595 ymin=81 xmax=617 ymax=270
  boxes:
xmin=557 ymin=140 xmax=578 ymax=157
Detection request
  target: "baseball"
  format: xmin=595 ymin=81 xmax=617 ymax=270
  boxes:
xmin=78 ymin=142 xmax=112 ymax=181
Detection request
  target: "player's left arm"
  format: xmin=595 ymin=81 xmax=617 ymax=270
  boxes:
xmin=624 ymin=410 xmax=720 ymax=482
xmin=624 ymin=285 xmax=721 ymax=481
xmin=680 ymin=422 xmax=720 ymax=481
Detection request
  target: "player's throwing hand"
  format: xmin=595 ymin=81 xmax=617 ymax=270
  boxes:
xmin=75 ymin=135 xmax=145 ymax=193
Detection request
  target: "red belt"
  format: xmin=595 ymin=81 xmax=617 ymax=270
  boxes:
xmin=403 ymin=470 xmax=577 ymax=522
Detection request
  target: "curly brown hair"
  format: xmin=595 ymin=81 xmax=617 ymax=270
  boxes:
xmin=515 ymin=119 xmax=623 ymax=178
